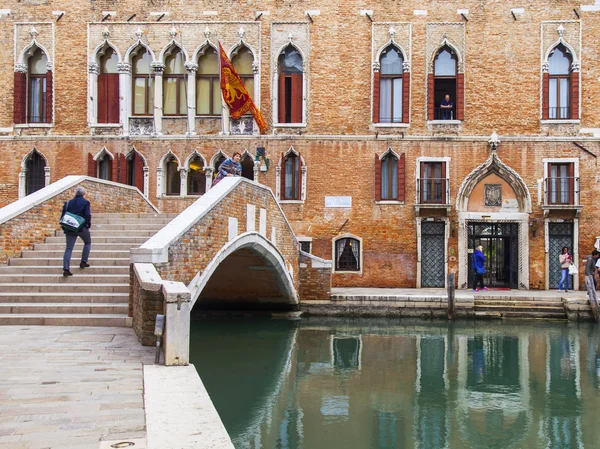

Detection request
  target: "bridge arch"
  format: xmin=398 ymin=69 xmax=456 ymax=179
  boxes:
xmin=188 ymin=231 xmax=299 ymax=309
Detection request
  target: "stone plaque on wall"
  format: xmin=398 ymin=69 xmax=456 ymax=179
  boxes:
xmin=484 ymin=184 xmax=502 ymax=207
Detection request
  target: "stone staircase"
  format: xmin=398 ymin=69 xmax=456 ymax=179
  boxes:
xmin=474 ymin=295 xmax=568 ymax=320
xmin=0 ymin=213 xmax=176 ymax=327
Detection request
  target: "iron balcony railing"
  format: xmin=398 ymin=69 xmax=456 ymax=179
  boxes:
xmin=544 ymin=176 xmax=580 ymax=206
xmin=434 ymin=107 xmax=455 ymax=121
xmin=416 ymin=177 xmax=450 ymax=205
xmin=548 ymin=107 xmax=571 ymax=120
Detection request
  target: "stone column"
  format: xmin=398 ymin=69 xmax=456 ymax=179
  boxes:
xmin=143 ymin=166 xmax=149 ymax=198
xmin=44 ymin=166 xmax=50 ymax=188
xmin=88 ymin=62 xmax=99 ymax=126
xmin=118 ymin=62 xmax=131 ymax=135
xmin=179 ymin=168 xmax=188 ymax=196
xmin=252 ymin=60 xmax=260 ymax=134
xmin=151 ymin=62 xmax=165 ymax=136
xmin=185 ymin=61 xmax=198 ymax=136
xmin=18 ymin=170 xmax=26 ymax=199
xmin=204 ymin=167 xmax=214 ymax=192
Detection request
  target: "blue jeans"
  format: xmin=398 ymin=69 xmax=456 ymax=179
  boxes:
xmin=63 ymin=227 xmax=91 ymax=270
xmin=558 ymin=268 xmax=569 ymax=291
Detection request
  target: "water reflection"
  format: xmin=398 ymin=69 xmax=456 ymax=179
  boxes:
xmin=190 ymin=319 xmax=600 ymax=449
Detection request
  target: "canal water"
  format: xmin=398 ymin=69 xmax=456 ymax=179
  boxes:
xmin=190 ymin=317 xmax=600 ymax=449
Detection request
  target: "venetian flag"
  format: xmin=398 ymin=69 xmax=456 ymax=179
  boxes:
xmin=218 ymin=42 xmax=268 ymax=134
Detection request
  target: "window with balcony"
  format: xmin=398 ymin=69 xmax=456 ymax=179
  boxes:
xmin=547 ymin=163 xmax=575 ymax=205
xmin=433 ymin=47 xmax=456 ymax=121
xmin=418 ymin=162 xmax=447 ymax=204
xmin=547 ymin=45 xmax=572 ymax=120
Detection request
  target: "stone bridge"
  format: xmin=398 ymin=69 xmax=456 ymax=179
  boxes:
xmin=130 ymin=177 xmax=332 ymax=364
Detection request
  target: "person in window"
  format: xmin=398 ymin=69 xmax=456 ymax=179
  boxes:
xmin=212 ymin=152 xmax=242 ymax=186
xmin=440 ymin=94 xmax=453 ymax=120
xmin=472 ymin=245 xmax=488 ymax=292
xmin=558 ymin=246 xmax=572 ymax=293
xmin=61 ymin=186 xmax=92 ymax=277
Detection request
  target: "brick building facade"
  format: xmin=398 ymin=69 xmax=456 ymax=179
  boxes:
xmin=1 ymin=0 xmax=599 ymax=290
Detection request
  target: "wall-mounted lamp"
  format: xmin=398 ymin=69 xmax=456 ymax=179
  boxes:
xmin=530 ymin=218 xmax=538 ymax=237
xmin=450 ymin=220 xmax=456 ymax=237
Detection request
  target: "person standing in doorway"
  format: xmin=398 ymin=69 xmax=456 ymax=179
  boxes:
xmin=440 ymin=94 xmax=454 ymax=120
xmin=212 ymin=152 xmax=242 ymax=186
xmin=558 ymin=246 xmax=572 ymax=293
xmin=61 ymin=186 xmax=92 ymax=277
xmin=472 ymin=245 xmax=488 ymax=292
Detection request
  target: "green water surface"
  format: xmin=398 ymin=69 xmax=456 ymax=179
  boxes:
xmin=190 ymin=318 xmax=600 ymax=449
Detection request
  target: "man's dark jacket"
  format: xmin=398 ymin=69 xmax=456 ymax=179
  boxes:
xmin=61 ymin=195 xmax=91 ymax=233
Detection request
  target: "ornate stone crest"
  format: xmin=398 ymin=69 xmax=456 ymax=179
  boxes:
xmin=484 ymin=184 xmax=502 ymax=207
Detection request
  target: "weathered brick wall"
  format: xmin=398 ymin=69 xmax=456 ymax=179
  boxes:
xmin=131 ymin=270 xmax=164 ymax=346
xmin=298 ymin=252 xmax=332 ymax=301
xmin=155 ymin=181 xmax=299 ymax=294
xmin=0 ymin=179 xmax=155 ymax=264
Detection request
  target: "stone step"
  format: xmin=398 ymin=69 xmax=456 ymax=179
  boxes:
xmin=44 ymin=236 xmax=150 ymax=244
xmin=475 ymin=304 xmax=565 ymax=313
xmin=54 ymin=229 xmax=157 ymax=237
xmin=35 ymin=243 xmax=140 ymax=251
xmin=0 ymin=274 xmax=129 ymax=284
xmin=0 ymin=266 xmax=128 ymax=275
xmin=8 ymin=258 xmax=129 ymax=266
xmin=0 ymin=314 xmax=130 ymax=327
xmin=94 ymin=213 xmax=178 ymax=219
xmin=21 ymin=250 xmax=130 ymax=259
xmin=0 ymin=292 xmax=129 ymax=303
xmin=91 ymin=224 xmax=165 ymax=231
xmin=475 ymin=300 xmax=564 ymax=308
xmin=501 ymin=311 xmax=568 ymax=319
xmin=0 ymin=283 xmax=129 ymax=293
xmin=473 ymin=295 xmax=561 ymax=302
xmin=93 ymin=217 xmax=174 ymax=225
xmin=0 ymin=303 xmax=128 ymax=314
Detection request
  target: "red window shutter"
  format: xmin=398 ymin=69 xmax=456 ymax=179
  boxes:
xmin=427 ymin=74 xmax=435 ymax=121
xmin=280 ymin=152 xmax=286 ymax=199
xmin=456 ymin=73 xmax=464 ymax=121
xmin=13 ymin=72 xmax=26 ymax=124
xmin=373 ymin=72 xmax=380 ymax=123
xmin=87 ymin=153 xmax=97 ymax=178
xmin=568 ymin=163 xmax=575 ymax=205
xmin=542 ymin=72 xmax=549 ymax=120
xmin=571 ymin=72 xmax=579 ymax=120
xmin=291 ymin=73 xmax=303 ymax=124
xmin=375 ymin=154 xmax=382 ymax=201
xmin=108 ymin=73 xmax=120 ymax=124
xmin=296 ymin=152 xmax=302 ymax=200
xmin=110 ymin=157 xmax=117 ymax=182
xmin=441 ymin=162 xmax=447 ymax=204
xmin=278 ymin=74 xmax=286 ymax=123
xmin=402 ymin=72 xmax=410 ymax=123
xmin=97 ymin=74 xmax=108 ymax=124
xmin=117 ymin=153 xmax=125 ymax=183
xmin=134 ymin=152 xmax=145 ymax=192
xmin=398 ymin=153 xmax=406 ymax=202
xmin=45 ymin=71 xmax=53 ymax=123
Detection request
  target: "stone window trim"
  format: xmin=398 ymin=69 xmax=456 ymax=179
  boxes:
xmin=297 ymin=236 xmax=312 ymax=254
xmin=332 ymin=233 xmax=363 ymax=275
xmin=540 ymin=157 xmax=580 ymax=208
xmin=15 ymin=35 xmax=55 ymax=127
xmin=372 ymin=41 xmax=411 ymax=125
xmin=125 ymin=147 xmax=149 ymax=197
xmin=415 ymin=156 xmax=451 ymax=206
xmin=91 ymin=147 xmax=116 ymax=181
xmin=272 ymin=41 xmax=308 ymax=129
xmin=239 ymin=149 xmax=260 ymax=182
xmin=182 ymin=150 xmax=208 ymax=197
xmin=18 ymin=147 xmax=50 ymax=199
xmin=540 ymin=23 xmax=581 ymax=122
xmin=157 ymin=150 xmax=183 ymax=198
xmin=276 ymin=147 xmax=307 ymax=203
xmin=375 ymin=147 xmax=405 ymax=203
xmin=88 ymin=40 xmax=122 ymax=128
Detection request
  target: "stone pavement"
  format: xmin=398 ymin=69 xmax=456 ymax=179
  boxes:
xmin=0 ymin=326 xmax=153 ymax=449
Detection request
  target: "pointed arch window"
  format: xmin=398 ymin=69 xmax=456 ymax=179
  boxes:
xmin=232 ymin=47 xmax=255 ymax=101
xmin=433 ymin=47 xmax=457 ymax=120
xmin=282 ymin=152 xmax=301 ymax=200
xmin=278 ymin=45 xmax=303 ymax=124
xmin=379 ymin=46 xmax=403 ymax=123
xmin=132 ymin=48 xmax=154 ymax=116
xmin=212 ymin=154 xmax=227 ymax=182
xmin=97 ymin=153 xmax=113 ymax=181
xmin=98 ymin=47 xmax=120 ymax=124
xmin=187 ymin=155 xmax=206 ymax=195
xmin=165 ymin=155 xmax=181 ymax=195
xmin=126 ymin=151 xmax=145 ymax=193
xmin=375 ymin=152 xmax=405 ymax=202
xmin=28 ymin=48 xmax=48 ymax=123
xmin=25 ymin=150 xmax=46 ymax=195
xmin=547 ymin=45 xmax=572 ymax=120
xmin=334 ymin=237 xmax=361 ymax=272
xmin=240 ymin=153 xmax=255 ymax=181
xmin=164 ymin=48 xmax=187 ymax=116
xmin=196 ymin=47 xmax=221 ymax=116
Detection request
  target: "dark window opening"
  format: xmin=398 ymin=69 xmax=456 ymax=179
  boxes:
xmin=187 ymin=156 xmax=206 ymax=195
xmin=299 ymin=241 xmax=311 ymax=253
xmin=283 ymin=154 xmax=300 ymax=200
xmin=25 ymin=150 xmax=46 ymax=195
xmin=165 ymin=156 xmax=180 ymax=195
xmin=212 ymin=155 xmax=227 ymax=181
xmin=434 ymin=47 xmax=457 ymax=120
xmin=335 ymin=238 xmax=360 ymax=272
xmin=241 ymin=155 xmax=255 ymax=181
xmin=284 ymin=77 xmax=292 ymax=124
xmin=381 ymin=154 xmax=398 ymax=200
xmin=98 ymin=155 xmax=112 ymax=181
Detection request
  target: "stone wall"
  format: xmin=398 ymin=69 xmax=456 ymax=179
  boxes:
xmin=0 ymin=177 xmax=156 ymax=264
xmin=298 ymin=252 xmax=333 ymax=301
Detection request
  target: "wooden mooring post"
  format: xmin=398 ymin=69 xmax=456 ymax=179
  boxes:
xmin=447 ymin=273 xmax=456 ymax=320
xmin=585 ymin=275 xmax=600 ymax=323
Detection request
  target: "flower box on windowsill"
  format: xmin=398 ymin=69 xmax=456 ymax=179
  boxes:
xmin=373 ymin=123 xmax=410 ymax=129
xmin=540 ymin=119 xmax=580 ymax=125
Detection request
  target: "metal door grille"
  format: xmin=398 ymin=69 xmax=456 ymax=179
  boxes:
xmin=421 ymin=222 xmax=445 ymax=288
xmin=25 ymin=151 xmax=46 ymax=195
xmin=548 ymin=222 xmax=574 ymax=289
xmin=468 ymin=223 xmax=519 ymax=288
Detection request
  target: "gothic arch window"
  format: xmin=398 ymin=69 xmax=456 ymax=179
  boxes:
xmin=433 ymin=46 xmax=457 ymax=120
xmin=375 ymin=150 xmax=405 ymax=202
xmin=232 ymin=46 xmax=255 ymax=101
xmin=547 ymin=45 xmax=572 ymax=120
xmin=97 ymin=46 xmax=120 ymax=124
xmin=97 ymin=152 xmax=113 ymax=181
xmin=187 ymin=154 xmax=206 ymax=195
xmin=132 ymin=47 xmax=154 ymax=116
xmin=25 ymin=150 xmax=47 ymax=195
xmin=212 ymin=153 xmax=227 ymax=182
xmin=333 ymin=235 xmax=361 ymax=272
xmin=376 ymin=45 xmax=405 ymax=123
xmin=196 ymin=46 xmax=221 ymax=116
xmin=278 ymin=45 xmax=303 ymax=124
xmin=282 ymin=152 xmax=300 ymax=200
xmin=240 ymin=153 xmax=255 ymax=181
xmin=164 ymin=154 xmax=181 ymax=195
xmin=126 ymin=150 xmax=146 ymax=193
xmin=163 ymin=47 xmax=186 ymax=116
xmin=28 ymin=48 xmax=48 ymax=123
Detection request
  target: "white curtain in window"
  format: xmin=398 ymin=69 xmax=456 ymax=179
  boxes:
xmin=336 ymin=239 xmax=346 ymax=263
xmin=350 ymin=240 xmax=359 ymax=268
xmin=393 ymin=78 xmax=402 ymax=123
xmin=30 ymin=79 xmax=41 ymax=122
xmin=285 ymin=157 xmax=294 ymax=198
xmin=549 ymin=79 xmax=558 ymax=119
xmin=559 ymin=165 xmax=568 ymax=203
xmin=164 ymin=79 xmax=178 ymax=115
xmin=379 ymin=79 xmax=391 ymax=123
xmin=559 ymin=79 xmax=569 ymax=119
xmin=381 ymin=158 xmax=389 ymax=199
